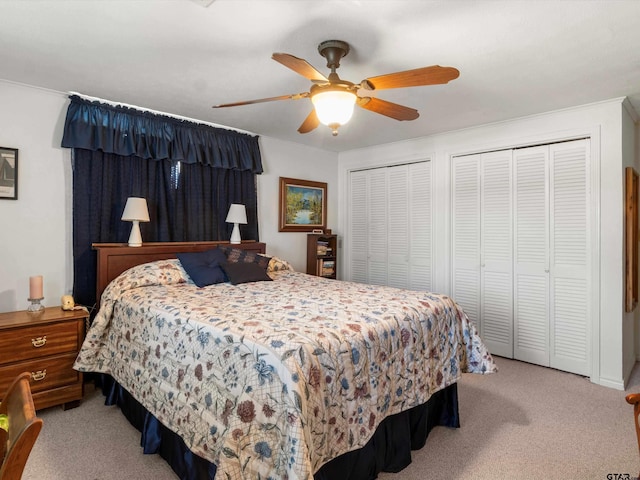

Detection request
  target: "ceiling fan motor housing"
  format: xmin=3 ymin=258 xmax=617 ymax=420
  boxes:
xmin=318 ymin=40 xmax=350 ymax=70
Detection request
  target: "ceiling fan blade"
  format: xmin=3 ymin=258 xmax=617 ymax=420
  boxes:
xmin=272 ymin=53 xmax=328 ymax=82
xmin=361 ymin=65 xmax=459 ymax=90
xmin=298 ymin=109 xmax=320 ymax=134
xmin=357 ymin=97 xmax=419 ymax=121
xmin=212 ymin=92 xmax=308 ymax=108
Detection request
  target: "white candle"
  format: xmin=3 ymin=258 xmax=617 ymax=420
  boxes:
xmin=29 ymin=275 xmax=43 ymax=299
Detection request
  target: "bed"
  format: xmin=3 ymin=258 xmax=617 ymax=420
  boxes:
xmin=75 ymin=241 xmax=496 ymax=480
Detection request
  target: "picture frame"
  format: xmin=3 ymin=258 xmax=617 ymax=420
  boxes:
xmin=0 ymin=147 xmax=18 ymax=200
xmin=625 ymin=166 xmax=638 ymax=312
xmin=279 ymin=177 xmax=327 ymax=232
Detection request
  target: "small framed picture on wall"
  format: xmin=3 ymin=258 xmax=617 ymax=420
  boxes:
xmin=0 ymin=147 xmax=18 ymax=200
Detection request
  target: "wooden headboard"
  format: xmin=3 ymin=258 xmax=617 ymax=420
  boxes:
xmin=92 ymin=241 xmax=266 ymax=305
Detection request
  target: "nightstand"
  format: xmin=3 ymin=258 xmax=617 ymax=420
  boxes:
xmin=0 ymin=307 xmax=87 ymax=410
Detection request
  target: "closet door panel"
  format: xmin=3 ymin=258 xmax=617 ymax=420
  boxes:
xmin=387 ymin=165 xmax=410 ymax=288
xmin=514 ymin=274 xmax=549 ymax=355
xmin=409 ymin=161 xmax=432 ymax=291
xmin=349 ymin=171 xmax=368 ymax=283
xmin=513 ymin=146 xmax=550 ymax=366
xmin=480 ymin=151 xmax=513 ymax=357
xmin=367 ymin=170 xmax=388 ymax=285
xmin=549 ymin=139 xmax=590 ymax=375
xmin=452 ymin=155 xmax=481 ymax=327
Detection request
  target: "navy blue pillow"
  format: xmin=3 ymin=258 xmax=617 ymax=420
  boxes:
xmin=177 ymin=248 xmax=227 ymax=287
xmin=220 ymin=261 xmax=272 ymax=285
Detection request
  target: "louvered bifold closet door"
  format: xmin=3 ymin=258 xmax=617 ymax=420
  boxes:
xmin=387 ymin=165 xmax=410 ymax=288
xmin=549 ymin=139 xmax=590 ymax=376
xmin=409 ymin=161 xmax=432 ymax=291
xmin=348 ymin=162 xmax=432 ymax=288
xmin=480 ymin=151 xmax=514 ymax=357
xmin=367 ymin=169 xmax=388 ymax=285
xmin=513 ymin=146 xmax=550 ymax=366
xmin=452 ymin=155 xmax=481 ymax=328
xmin=349 ymin=170 xmax=368 ymax=283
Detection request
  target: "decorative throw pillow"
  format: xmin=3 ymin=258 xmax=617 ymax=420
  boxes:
xmin=220 ymin=261 xmax=273 ymax=285
xmin=265 ymin=255 xmax=295 ymax=273
xmin=177 ymin=249 xmax=227 ymax=287
xmin=219 ymin=246 xmax=271 ymax=269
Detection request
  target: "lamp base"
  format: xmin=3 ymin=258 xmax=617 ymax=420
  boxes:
xmin=230 ymin=223 xmax=241 ymax=244
xmin=128 ymin=220 xmax=143 ymax=247
xmin=27 ymin=297 xmax=44 ymax=312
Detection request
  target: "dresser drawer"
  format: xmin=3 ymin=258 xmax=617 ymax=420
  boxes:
xmin=0 ymin=352 xmax=80 ymax=396
xmin=0 ymin=321 xmax=80 ymax=363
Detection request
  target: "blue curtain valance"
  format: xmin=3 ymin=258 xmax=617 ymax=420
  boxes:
xmin=61 ymin=95 xmax=263 ymax=173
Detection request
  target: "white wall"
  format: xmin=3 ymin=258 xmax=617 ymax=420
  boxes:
xmin=0 ymin=81 xmax=71 ymax=313
xmin=0 ymin=80 xmax=338 ymax=313
xmin=338 ymin=97 xmax=638 ymax=390
xmin=257 ymin=136 xmax=338 ymax=272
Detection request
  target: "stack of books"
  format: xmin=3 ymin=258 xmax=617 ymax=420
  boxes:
xmin=320 ymin=260 xmax=335 ymax=277
xmin=317 ymin=240 xmax=329 ymax=256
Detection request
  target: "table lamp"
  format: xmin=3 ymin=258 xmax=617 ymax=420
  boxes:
xmin=121 ymin=197 xmax=150 ymax=247
xmin=225 ymin=204 xmax=247 ymax=244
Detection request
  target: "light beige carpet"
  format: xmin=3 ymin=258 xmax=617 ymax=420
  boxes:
xmin=22 ymin=357 xmax=640 ymax=479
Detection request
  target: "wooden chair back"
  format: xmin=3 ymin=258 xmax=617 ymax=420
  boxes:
xmin=626 ymin=393 xmax=640 ymax=478
xmin=0 ymin=372 xmax=43 ymax=480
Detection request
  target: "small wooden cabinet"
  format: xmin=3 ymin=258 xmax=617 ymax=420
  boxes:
xmin=0 ymin=307 xmax=87 ymax=411
xmin=306 ymin=234 xmax=337 ymax=279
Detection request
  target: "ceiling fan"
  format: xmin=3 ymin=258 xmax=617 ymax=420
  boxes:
xmin=212 ymin=40 xmax=459 ymax=136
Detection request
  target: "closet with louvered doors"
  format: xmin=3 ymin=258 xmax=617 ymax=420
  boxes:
xmin=452 ymin=149 xmax=514 ymax=358
xmin=452 ymin=139 xmax=591 ymax=376
xmin=348 ymin=161 xmax=432 ymax=291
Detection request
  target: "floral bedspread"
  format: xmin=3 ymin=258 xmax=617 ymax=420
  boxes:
xmin=74 ymin=259 xmax=496 ymax=480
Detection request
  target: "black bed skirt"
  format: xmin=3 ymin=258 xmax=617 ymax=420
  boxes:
xmin=98 ymin=376 xmax=459 ymax=480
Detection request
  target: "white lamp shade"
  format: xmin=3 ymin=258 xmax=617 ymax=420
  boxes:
xmin=311 ymin=90 xmax=356 ymax=126
xmin=121 ymin=197 xmax=150 ymax=222
xmin=225 ymin=204 xmax=247 ymax=224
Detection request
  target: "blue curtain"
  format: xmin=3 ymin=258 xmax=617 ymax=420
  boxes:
xmin=63 ymin=95 xmax=262 ymax=311
xmin=62 ymin=95 xmax=263 ymax=173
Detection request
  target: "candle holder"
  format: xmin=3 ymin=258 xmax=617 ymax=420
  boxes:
xmin=27 ymin=297 xmax=44 ymax=313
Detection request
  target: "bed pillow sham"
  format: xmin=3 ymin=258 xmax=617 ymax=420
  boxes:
xmin=177 ymin=248 xmax=228 ymax=287
xmin=219 ymin=246 xmax=271 ymax=269
xmin=220 ymin=261 xmax=273 ymax=285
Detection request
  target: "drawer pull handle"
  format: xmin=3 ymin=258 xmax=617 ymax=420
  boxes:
xmin=31 ymin=370 xmax=47 ymax=381
xmin=31 ymin=336 xmax=47 ymax=347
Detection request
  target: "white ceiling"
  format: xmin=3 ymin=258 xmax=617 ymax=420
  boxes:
xmin=1 ymin=0 xmax=639 ymax=153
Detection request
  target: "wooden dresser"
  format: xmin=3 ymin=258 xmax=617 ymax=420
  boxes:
xmin=0 ymin=307 xmax=87 ymax=410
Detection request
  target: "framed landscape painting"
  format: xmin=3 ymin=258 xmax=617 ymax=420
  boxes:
xmin=0 ymin=147 xmax=18 ymax=200
xmin=279 ymin=177 xmax=327 ymax=232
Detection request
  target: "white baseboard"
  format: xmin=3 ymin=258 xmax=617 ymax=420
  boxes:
xmin=597 ymin=375 xmax=626 ymax=391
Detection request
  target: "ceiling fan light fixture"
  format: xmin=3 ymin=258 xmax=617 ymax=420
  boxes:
xmin=311 ymin=89 xmax=356 ymax=134
xmin=213 ymin=38 xmax=459 ymax=137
